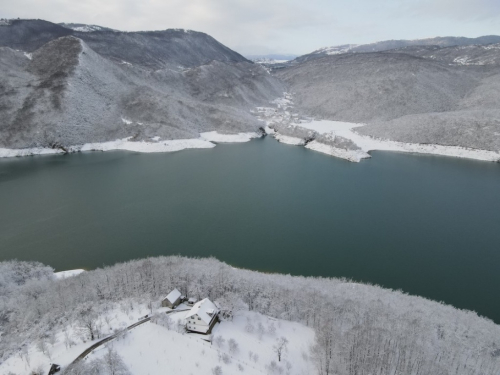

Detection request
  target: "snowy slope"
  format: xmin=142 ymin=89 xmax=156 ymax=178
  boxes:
xmin=90 ymin=311 xmax=315 ymax=375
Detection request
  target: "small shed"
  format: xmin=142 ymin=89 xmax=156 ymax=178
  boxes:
xmin=161 ymin=288 xmax=182 ymax=309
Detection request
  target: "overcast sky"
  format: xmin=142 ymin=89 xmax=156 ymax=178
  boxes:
xmin=2 ymin=0 xmax=500 ymax=56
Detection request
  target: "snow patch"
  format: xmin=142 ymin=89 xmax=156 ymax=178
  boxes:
xmin=306 ymin=141 xmax=371 ymax=162
xmin=121 ymin=117 xmax=132 ymax=125
xmin=23 ymin=52 xmax=32 ymax=60
xmin=54 ymin=269 xmax=85 ymax=280
xmin=274 ymin=134 xmax=306 ymax=146
xmin=200 ymin=131 xmax=261 ymax=143
xmin=0 ymin=147 xmax=65 ymax=158
xmin=79 ymin=137 xmax=215 ymax=153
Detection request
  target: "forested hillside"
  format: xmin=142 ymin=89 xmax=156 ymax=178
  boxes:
xmin=1 ymin=257 xmax=499 ymax=374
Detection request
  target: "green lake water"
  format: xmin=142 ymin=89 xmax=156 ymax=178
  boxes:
xmin=1 ymin=137 xmax=499 ymax=323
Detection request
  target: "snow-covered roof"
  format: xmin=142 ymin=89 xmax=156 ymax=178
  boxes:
xmin=185 ymin=298 xmax=219 ymax=324
xmin=163 ymin=288 xmax=181 ymax=304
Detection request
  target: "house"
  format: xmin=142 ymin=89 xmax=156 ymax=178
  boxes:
xmin=185 ymin=298 xmax=219 ymax=334
xmin=161 ymin=288 xmax=182 ymax=309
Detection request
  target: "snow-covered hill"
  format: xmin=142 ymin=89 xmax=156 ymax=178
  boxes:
xmin=293 ymin=35 xmax=500 ymax=63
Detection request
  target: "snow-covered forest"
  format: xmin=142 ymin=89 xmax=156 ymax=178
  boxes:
xmin=1 ymin=257 xmax=499 ymax=374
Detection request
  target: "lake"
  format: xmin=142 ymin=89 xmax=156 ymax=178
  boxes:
xmin=0 ymin=137 xmax=499 ymax=323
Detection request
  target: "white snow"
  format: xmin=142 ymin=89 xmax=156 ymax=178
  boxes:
xmin=0 ymin=147 xmax=65 ymax=158
xmin=185 ymin=298 xmax=219 ymax=324
xmin=53 ymin=269 xmax=85 ymax=280
xmin=91 ymin=310 xmax=315 ymax=375
xmin=163 ymin=288 xmax=182 ymax=304
xmin=200 ymin=131 xmax=261 ymax=143
xmin=23 ymin=52 xmax=32 ymax=60
xmin=306 ymin=140 xmax=370 ymax=162
xmin=274 ymin=134 xmax=306 ymax=146
xmin=299 ymin=120 xmax=500 ymax=162
xmin=0 ymin=301 xmax=153 ymax=374
xmin=79 ymin=137 xmax=215 ymax=153
xmin=121 ymin=117 xmax=133 ymax=125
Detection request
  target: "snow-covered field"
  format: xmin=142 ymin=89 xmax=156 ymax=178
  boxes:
xmin=91 ymin=310 xmax=315 ymax=375
xmin=0 ymin=300 xmax=314 ymax=375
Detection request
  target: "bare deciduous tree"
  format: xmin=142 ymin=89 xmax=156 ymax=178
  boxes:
xmin=273 ymin=336 xmax=288 ymax=362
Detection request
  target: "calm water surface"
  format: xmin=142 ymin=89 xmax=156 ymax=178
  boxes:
xmin=1 ymin=137 xmax=499 ymax=322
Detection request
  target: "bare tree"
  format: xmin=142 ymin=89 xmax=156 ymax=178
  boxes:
xmin=102 ymin=348 xmax=131 ymax=375
xmin=76 ymin=305 xmax=99 ymax=341
xmin=213 ymin=335 xmax=225 ymax=348
xmin=273 ymin=337 xmax=288 ymax=362
xmin=228 ymin=338 xmax=239 ymax=355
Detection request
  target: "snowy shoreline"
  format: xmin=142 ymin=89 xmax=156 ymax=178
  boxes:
xmin=53 ymin=269 xmax=86 ymax=280
xmin=1 ymin=121 xmax=498 ymax=163
xmin=297 ymin=120 xmax=500 ymax=163
xmin=0 ymin=132 xmax=261 ymax=159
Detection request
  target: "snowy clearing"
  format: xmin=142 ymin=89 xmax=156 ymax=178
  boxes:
xmin=299 ymin=120 xmax=500 ymax=162
xmin=90 ymin=310 xmax=315 ymax=375
xmin=200 ymin=131 xmax=261 ymax=143
xmin=53 ymin=269 xmax=86 ymax=280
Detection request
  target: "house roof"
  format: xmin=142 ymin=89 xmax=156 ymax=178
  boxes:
xmin=185 ymin=298 xmax=219 ymax=324
xmin=163 ymin=288 xmax=181 ymax=304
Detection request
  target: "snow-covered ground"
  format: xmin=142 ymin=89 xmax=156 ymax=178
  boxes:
xmin=0 ymin=301 xmax=152 ymax=374
xmin=78 ymin=137 xmax=215 ymax=153
xmin=0 ymin=131 xmax=266 ymax=159
xmin=299 ymin=120 xmax=500 ymax=162
xmin=91 ymin=310 xmax=315 ymax=375
xmin=0 ymin=147 xmax=65 ymax=158
xmin=255 ymin=93 xmax=500 ymax=163
xmin=0 ymin=298 xmax=314 ymax=375
xmin=53 ymin=269 xmax=86 ymax=280
xmin=200 ymin=131 xmax=261 ymax=143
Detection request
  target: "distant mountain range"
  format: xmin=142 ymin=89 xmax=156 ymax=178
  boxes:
xmin=293 ymin=36 xmax=500 ymax=63
xmin=1 ymin=20 xmax=499 ymax=154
